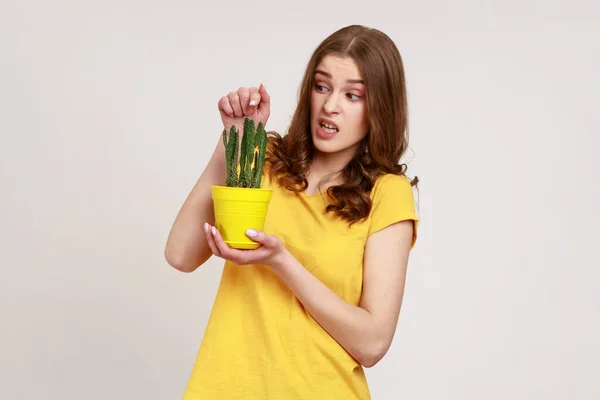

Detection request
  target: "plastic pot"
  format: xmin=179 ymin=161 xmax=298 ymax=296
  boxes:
xmin=210 ymin=186 xmax=273 ymax=249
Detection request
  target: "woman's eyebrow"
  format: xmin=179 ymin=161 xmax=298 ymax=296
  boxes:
xmin=314 ymin=70 xmax=365 ymax=84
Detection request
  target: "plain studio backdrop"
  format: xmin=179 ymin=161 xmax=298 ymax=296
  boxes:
xmin=1 ymin=1 xmax=598 ymax=399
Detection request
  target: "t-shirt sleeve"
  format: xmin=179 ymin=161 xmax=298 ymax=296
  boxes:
xmin=367 ymin=174 xmax=419 ymax=248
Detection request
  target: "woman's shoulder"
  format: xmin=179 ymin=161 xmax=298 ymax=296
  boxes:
xmin=371 ymin=172 xmax=414 ymax=198
xmin=367 ymin=172 xmax=419 ymax=241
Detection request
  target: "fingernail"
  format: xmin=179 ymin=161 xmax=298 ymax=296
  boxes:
xmin=204 ymin=223 xmax=208 ymax=233
xmin=246 ymin=229 xmax=257 ymax=237
xmin=249 ymin=100 xmax=256 ymax=106
xmin=211 ymin=226 xmax=216 ymax=235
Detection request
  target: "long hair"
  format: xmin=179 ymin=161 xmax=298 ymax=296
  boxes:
xmin=265 ymin=24 xmax=418 ymax=227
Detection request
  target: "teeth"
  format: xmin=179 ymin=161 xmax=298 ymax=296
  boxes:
xmin=320 ymin=122 xmax=338 ymax=131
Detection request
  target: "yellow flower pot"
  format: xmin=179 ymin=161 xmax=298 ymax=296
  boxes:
xmin=211 ymin=185 xmax=273 ymax=249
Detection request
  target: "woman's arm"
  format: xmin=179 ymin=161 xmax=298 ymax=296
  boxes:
xmin=164 ymin=138 xmax=227 ymax=272
xmin=166 ymin=85 xmax=271 ymax=273
xmin=271 ymin=219 xmax=414 ymax=368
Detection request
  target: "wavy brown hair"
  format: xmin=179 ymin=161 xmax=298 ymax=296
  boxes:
xmin=265 ymin=24 xmax=418 ymax=227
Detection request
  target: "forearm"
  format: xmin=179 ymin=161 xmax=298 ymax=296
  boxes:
xmin=271 ymin=251 xmax=385 ymax=367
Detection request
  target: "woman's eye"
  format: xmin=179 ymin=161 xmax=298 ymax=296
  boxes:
xmin=315 ymin=85 xmax=360 ymax=100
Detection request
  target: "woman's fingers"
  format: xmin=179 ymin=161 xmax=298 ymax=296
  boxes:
xmin=220 ymin=85 xmax=269 ymax=126
xmin=227 ymin=91 xmax=243 ymax=117
xmin=205 ymin=223 xmax=284 ymax=267
xmin=204 ymin=223 xmax=222 ymax=257
xmin=209 ymin=225 xmax=245 ymax=265
xmin=206 ymin=223 xmax=240 ymax=263
xmin=238 ymin=87 xmax=251 ymax=115
xmin=247 ymin=87 xmax=260 ymax=113
xmin=258 ymin=84 xmax=270 ymax=105
xmin=257 ymin=84 xmax=270 ymax=119
xmin=218 ymin=96 xmax=234 ymax=118
xmin=211 ymin=225 xmax=229 ymax=257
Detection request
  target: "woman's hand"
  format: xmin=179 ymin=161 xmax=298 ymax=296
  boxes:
xmin=218 ymin=84 xmax=270 ymax=134
xmin=204 ymin=222 xmax=287 ymax=267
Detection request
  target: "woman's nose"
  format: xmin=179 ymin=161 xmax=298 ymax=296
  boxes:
xmin=323 ymin=94 xmax=341 ymax=114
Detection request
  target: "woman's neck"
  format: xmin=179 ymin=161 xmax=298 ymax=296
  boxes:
xmin=306 ymin=153 xmax=350 ymax=192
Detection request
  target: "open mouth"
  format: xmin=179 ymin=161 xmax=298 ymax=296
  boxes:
xmin=318 ymin=118 xmax=339 ymax=133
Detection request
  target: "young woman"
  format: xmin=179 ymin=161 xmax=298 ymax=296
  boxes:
xmin=166 ymin=24 xmax=419 ymax=399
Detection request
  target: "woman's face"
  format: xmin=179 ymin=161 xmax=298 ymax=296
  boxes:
xmin=310 ymin=55 xmax=369 ymax=158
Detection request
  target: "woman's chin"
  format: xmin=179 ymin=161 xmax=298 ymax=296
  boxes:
xmin=311 ymin=133 xmax=332 ymax=152
xmin=312 ymin=141 xmax=339 ymax=155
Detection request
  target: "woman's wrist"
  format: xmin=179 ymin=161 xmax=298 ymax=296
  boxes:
xmin=271 ymin=248 xmax=294 ymax=274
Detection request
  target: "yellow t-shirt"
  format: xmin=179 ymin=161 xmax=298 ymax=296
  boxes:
xmin=183 ymin=164 xmax=418 ymax=399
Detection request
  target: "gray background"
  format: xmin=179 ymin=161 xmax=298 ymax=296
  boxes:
xmin=1 ymin=0 xmax=598 ymax=399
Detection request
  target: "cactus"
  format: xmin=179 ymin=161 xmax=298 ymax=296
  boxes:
xmin=252 ymin=122 xmax=267 ymax=188
xmin=222 ymin=117 xmax=268 ymax=188
xmin=223 ymin=125 xmax=239 ymax=187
